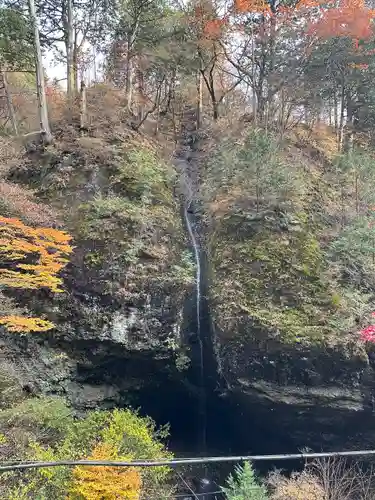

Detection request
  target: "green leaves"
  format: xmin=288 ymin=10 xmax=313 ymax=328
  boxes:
xmin=0 ymin=395 xmax=74 ymax=435
xmin=203 ymin=129 xmax=302 ymax=211
xmin=0 ymin=397 xmax=173 ymax=499
xmin=0 ymin=8 xmax=34 ymax=69
xmin=222 ymin=462 xmax=269 ymax=500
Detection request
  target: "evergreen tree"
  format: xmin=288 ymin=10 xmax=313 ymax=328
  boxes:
xmin=222 ymin=462 xmax=269 ymax=500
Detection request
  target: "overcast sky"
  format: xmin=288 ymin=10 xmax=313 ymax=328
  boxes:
xmin=44 ymin=43 xmax=102 ymax=89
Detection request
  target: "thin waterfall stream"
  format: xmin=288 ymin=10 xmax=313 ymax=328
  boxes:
xmin=183 ymin=202 xmax=207 ymax=454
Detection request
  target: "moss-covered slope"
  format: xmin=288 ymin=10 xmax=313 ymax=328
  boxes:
xmin=201 ymin=126 xmax=375 ymax=391
xmin=204 ymin=129 xmax=371 ymax=343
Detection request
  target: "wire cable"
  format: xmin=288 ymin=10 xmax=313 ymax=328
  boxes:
xmin=174 ymin=493 xmax=223 ymax=499
xmin=1 ymin=449 xmax=375 ymax=472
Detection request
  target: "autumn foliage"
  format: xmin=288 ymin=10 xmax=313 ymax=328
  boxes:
xmin=0 ymin=216 xmax=73 ymax=332
xmin=71 ymin=442 xmax=141 ymax=500
xmin=358 ymin=313 xmax=375 ymax=343
xmin=232 ymin=0 xmax=375 ymax=45
xmin=235 ymin=0 xmax=270 ymax=15
xmin=308 ymin=0 xmax=375 ymax=43
xmin=0 ymin=316 xmax=55 ymax=332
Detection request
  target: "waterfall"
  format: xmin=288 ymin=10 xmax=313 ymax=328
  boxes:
xmin=184 ymin=205 xmax=201 ymax=335
xmin=183 ymin=203 xmax=207 ymax=452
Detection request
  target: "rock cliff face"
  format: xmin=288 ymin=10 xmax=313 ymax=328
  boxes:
xmin=3 ymin=110 xmax=375 ymax=458
xmin=200 ymin=125 xmax=375 ymax=453
xmin=0 ymin=122 xmax=194 ymax=413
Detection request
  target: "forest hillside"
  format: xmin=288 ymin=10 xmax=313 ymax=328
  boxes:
xmin=1 ymin=0 xmax=375 ymax=498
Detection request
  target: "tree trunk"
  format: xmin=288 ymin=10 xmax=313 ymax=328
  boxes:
xmin=208 ymin=68 xmax=218 ymax=120
xmin=79 ymin=80 xmax=87 ymax=134
xmin=251 ymin=23 xmax=257 ymax=125
xmin=171 ymin=72 xmax=177 ymax=143
xmin=338 ymin=83 xmax=345 ymax=152
xmin=93 ymin=47 xmax=97 ymax=83
xmin=328 ymin=98 xmax=332 ymax=127
xmin=343 ymin=90 xmax=354 ymax=153
xmin=316 ymin=98 xmax=322 ymax=124
xmin=125 ymin=36 xmax=134 ymax=112
xmin=154 ymin=91 xmax=161 ymax=136
xmin=265 ymin=13 xmax=276 ymax=128
xmin=196 ymin=69 xmax=203 ymax=129
xmin=136 ymin=64 xmax=145 ymax=122
xmin=73 ymin=34 xmax=79 ymax=94
xmin=212 ymin=100 xmax=219 ymax=120
xmin=66 ymin=0 xmax=75 ymax=109
xmin=2 ymin=72 xmax=18 ymax=135
xmin=334 ymin=91 xmax=338 ymax=132
xmin=279 ymin=87 xmax=286 ymax=137
xmin=304 ymin=105 xmax=309 ymax=124
xmin=28 ymin=0 xmax=52 ymax=144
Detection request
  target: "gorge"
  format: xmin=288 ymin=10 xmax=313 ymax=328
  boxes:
xmin=2 ymin=103 xmax=375 ymax=500
xmin=4 ymin=0 xmax=375 ymax=496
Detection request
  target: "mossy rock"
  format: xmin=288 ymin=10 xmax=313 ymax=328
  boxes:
xmin=208 ymin=209 xmax=355 ymax=345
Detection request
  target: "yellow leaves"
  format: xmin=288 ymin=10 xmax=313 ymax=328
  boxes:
xmin=0 ymin=217 xmax=73 ymax=333
xmin=0 ymin=316 xmax=54 ymax=332
xmin=0 ymin=270 xmax=64 ymax=292
xmin=71 ymin=443 xmax=141 ymax=500
xmin=0 ymin=217 xmax=73 ymax=288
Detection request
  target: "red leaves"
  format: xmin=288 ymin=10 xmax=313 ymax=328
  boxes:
xmin=232 ymin=0 xmax=375 ymax=50
xmin=359 ymin=314 xmax=375 ymax=343
xmin=359 ymin=324 xmax=375 ymax=342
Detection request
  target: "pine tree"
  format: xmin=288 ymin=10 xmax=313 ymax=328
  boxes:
xmin=222 ymin=462 xmax=269 ymax=500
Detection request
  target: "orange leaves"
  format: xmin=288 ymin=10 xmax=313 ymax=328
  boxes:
xmin=71 ymin=443 xmax=141 ymax=500
xmin=295 ymin=0 xmax=323 ymax=8
xmin=308 ymin=0 xmax=375 ymax=43
xmin=204 ymin=18 xmax=228 ymax=38
xmin=190 ymin=0 xmax=228 ymax=42
xmin=234 ymin=0 xmax=324 ymax=16
xmin=235 ymin=0 xmax=270 ymax=14
xmin=0 ymin=217 xmax=73 ymax=333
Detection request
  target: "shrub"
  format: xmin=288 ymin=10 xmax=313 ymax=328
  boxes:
xmin=268 ymin=470 xmax=325 ymax=500
xmin=0 ymin=397 xmax=174 ymax=499
xmin=269 ymin=457 xmax=375 ymax=500
xmin=71 ymin=443 xmax=141 ymax=500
